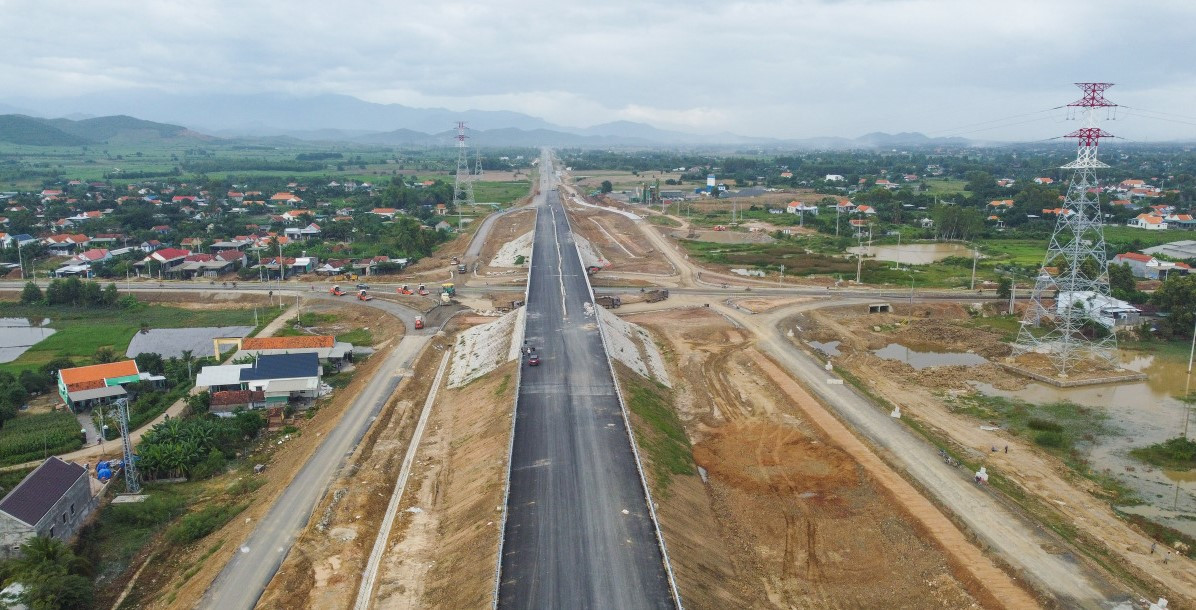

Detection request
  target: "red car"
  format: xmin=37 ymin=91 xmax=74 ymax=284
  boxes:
xmin=528 ymin=354 xmax=540 ymax=366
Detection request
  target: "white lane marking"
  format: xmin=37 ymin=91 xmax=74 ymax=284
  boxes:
xmin=551 ymin=206 xmax=567 ymax=317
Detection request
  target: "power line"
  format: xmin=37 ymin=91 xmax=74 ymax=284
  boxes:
xmin=925 ymin=106 xmax=1065 ymax=136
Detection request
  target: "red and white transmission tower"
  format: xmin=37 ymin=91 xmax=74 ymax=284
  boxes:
xmin=1013 ymin=83 xmax=1119 ymax=376
xmin=452 ymin=121 xmax=475 ymax=211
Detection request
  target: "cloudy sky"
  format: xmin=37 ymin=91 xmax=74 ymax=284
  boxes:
xmin=3 ymin=0 xmax=1196 ymax=140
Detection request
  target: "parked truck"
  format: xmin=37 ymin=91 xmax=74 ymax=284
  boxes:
xmin=643 ymin=289 xmax=669 ymax=303
xmin=439 ymin=283 xmax=456 ymax=306
xmin=595 ymin=295 xmax=622 ymax=309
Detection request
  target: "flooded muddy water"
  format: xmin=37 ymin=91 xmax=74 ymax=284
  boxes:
xmin=873 ymin=343 xmax=986 ymax=369
xmin=0 ymin=318 xmax=55 ymax=363
xmin=974 ymin=348 xmax=1196 ymax=535
xmin=847 ymin=242 xmax=975 ymax=265
xmin=807 ymin=340 xmax=841 ymax=357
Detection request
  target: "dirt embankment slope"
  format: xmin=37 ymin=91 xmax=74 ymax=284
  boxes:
xmin=622 ymin=308 xmax=998 ymax=609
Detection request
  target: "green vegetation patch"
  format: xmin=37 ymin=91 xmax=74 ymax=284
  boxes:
xmin=0 ymin=411 xmax=84 ymax=466
xmin=621 ymin=371 xmax=693 ymax=494
xmin=1130 ymin=437 xmax=1196 ymax=471
xmin=336 ymin=328 xmax=374 ymax=346
xmin=76 ymin=484 xmax=195 ymax=588
xmin=474 ymin=180 xmax=532 ymax=204
xmin=166 ymin=501 xmax=249 ymax=544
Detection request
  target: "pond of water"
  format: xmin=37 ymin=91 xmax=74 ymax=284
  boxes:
xmin=847 ymin=242 xmax=975 ymax=265
xmin=973 ymin=348 xmax=1196 ymax=535
xmin=0 ymin=318 xmax=55 ymax=363
xmin=873 ymin=343 xmax=987 ymax=369
xmin=807 ymin=340 xmax=840 ymax=357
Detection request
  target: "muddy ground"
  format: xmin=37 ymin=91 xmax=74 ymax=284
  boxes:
xmin=626 ymin=307 xmax=988 ymax=609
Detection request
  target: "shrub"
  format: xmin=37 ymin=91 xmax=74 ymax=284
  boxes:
xmin=1034 ymin=430 xmax=1065 ymax=448
xmin=1027 ymin=418 xmax=1063 ymax=433
xmin=166 ymin=502 xmax=248 ymax=544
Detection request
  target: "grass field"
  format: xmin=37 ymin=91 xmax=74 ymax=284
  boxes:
xmin=922 ymin=178 xmax=969 ymax=196
xmin=0 ymin=303 xmax=278 ymax=375
xmin=474 ymin=180 xmax=531 ymax=204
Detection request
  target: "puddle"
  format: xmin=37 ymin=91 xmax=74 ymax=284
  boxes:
xmin=847 ymin=242 xmax=975 ymax=265
xmin=873 ymin=343 xmax=986 ymax=369
xmin=973 ymin=348 xmax=1196 ymax=518
xmin=0 ymin=318 xmax=56 ymax=363
xmin=808 ymin=340 xmax=840 ymax=357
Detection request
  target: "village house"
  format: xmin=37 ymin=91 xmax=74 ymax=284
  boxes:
xmin=1112 ymin=252 xmax=1190 ymax=279
xmin=196 ymin=353 xmax=323 ymax=408
xmin=56 ymin=360 xmax=149 ymax=411
xmin=1127 ymin=213 xmax=1168 ymax=230
xmin=0 ymin=458 xmax=97 ymax=559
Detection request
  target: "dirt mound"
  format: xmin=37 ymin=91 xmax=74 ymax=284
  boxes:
xmin=694 ymin=422 xmax=859 ymax=495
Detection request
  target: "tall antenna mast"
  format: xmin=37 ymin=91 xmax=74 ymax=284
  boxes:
xmin=474 ymin=148 xmax=484 ymax=179
xmin=1012 ymin=83 xmax=1119 ymax=376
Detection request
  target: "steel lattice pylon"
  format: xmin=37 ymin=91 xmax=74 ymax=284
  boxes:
xmin=452 ymin=121 xmax=475 ymax=208
xmin=1012 ymin=83 xmax=1119 ymax=376
xmin=118 ymin=398 xmax=141 ymax=494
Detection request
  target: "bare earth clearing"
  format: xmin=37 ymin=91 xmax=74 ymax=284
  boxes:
xmin=625 ymin=307 xmax=997 ymax=609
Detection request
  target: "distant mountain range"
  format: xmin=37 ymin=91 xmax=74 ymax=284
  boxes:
xmin=0 ymin=91 xmax=984 ymax=148
xmin=0 ymin=114 xmax=209 ymax=146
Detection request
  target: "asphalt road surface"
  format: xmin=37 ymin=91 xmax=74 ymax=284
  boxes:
xmin=200 ymin=297 xmax=435 ymax=610
xmin=497 ymin=158 xmax=674 ymax=608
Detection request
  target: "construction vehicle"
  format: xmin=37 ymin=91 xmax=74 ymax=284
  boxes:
xmin=595 ymin=295 xmax=621 ymax=309
xmin=413 ymin=315 xmax=424 ymax=329
xmin=586 ymin=265 xmax=603 ymax=275
xmin=417 ymin=283 xmax=429 ymax=296
xmin=644 ymin=289 xmax=669 ymax=303
xmin=458 ymin=263 xmax=467 ymax=273
xmin=439 ymin=283 xmax=456 ymax=306
xmin=451 ymin=256 xmax=460 ymax=265
xmin=713 ymin=225 xmax=727 ymax=231
xmin=330 ymin=285 xmax=346 ymax=296
xmin=357 ymin=289 xmax=373 ymax=301
xmin=398 ymin=284 xmax=413 ymax=295
xmin=337 ymin=272 xmax=358 ymax=281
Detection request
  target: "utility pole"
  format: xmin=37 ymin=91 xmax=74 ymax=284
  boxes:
xmin=118 ymin=398 xmax=140 ymax=494
xmin=970 ymin=247 xmax=978 ymax=290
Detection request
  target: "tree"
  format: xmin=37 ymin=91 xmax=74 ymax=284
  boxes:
xmin=600 ymin=180 xmax=613 ymax=194
xmin=1109 ymin=262 xmax=1139 ymax=302
xmin=1152 ymin=274 xmax=1196 ymax=337
xmin=93 ymin=347 xmax=119 ymax=364
xmin=997 ymin=276 xmax=1013 ymax=300
xmin=0 ymin=537 xmax=94 ymax=610
xmin=19 ymin=281 xmax=42 ymax=305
